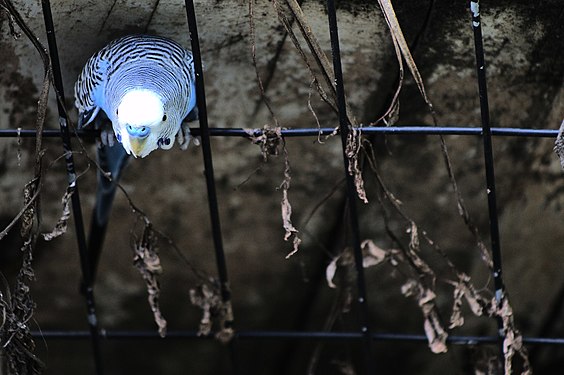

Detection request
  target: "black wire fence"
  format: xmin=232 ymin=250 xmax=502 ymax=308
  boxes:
xmin=0 ymin=0 xmax=562 ymax=374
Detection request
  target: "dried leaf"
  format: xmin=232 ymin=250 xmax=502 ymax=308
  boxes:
xmin=462 ymin=286 xmax=486 ymax=317
xmin=361 ymin=240 xmax=387 ymax=268
xmin=327 ymin=241 xmax=391 ymax=288
xmin=246 ymin=125 xmax=302 ymax=258
xmin=405 ymin=223 xmax=435 ymax=278
xmin=325 ymin=248 xmax=358 ymax=289
xmin=496 ymin=297 xmax=531 ymax=375
xmin=280 ymin=134 xmax=301 ymax=258
xmin=42 ymin=187 xmax=72 ymax=241
xmin=400 ymin=279 xmax=418 ymax=297
xmin=285 ymin=234 xmax=301 ymax=259
xmin=281 ymin=188 xmax=297 ymax=241
xmin=326 ymin=256 xmax=340 ymax=289
xmin=448 ymin=273 xmax=489 ymax=329
xmin=449 ymin=285 xmax=465 ymax=329
xmin=424 ymin=315 xmax=448 ymax=354
xmin=20 ymin=179 xmax=39 ymax=239
xmin=345 ymin=127 xmax=368 ymax=203
xmin=189 ymin=283 xmax=234 ymax=343
xmin=407 ymin=221 xmax=420 ymax=252
xmin=419 ymin=288 xmax=437 ymax=312
xmin=132 ymin=223 xmax=167 ymax=337
xmin=477 ymin=241 xmax=494 ymax=271
xmin=247 ymin=125 xmax=282 ymax=161
xmin=0 ymin=181 xmax=41 ymax=241
xmin=190 ymin=284 xmax=217 ymax=336
xmin=401 ymin=279 xmax=447 ymax=353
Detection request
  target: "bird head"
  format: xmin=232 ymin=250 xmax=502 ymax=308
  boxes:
xmin=114 ymin=90 xmax=175 ymax=158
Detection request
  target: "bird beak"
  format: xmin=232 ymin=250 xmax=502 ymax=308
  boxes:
xmin=129 ymin=137 xmax=148 ymax=157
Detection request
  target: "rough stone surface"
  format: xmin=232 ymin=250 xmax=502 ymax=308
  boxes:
xmin=0 ymin=0 xmax=563 ymax=374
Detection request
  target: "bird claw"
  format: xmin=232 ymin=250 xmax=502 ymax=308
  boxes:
xmin=177 ymin=121 xmax=200 ymax=150
xmin=100 ymin=128 xmax=116 ymax=147
xmin=96 ymin=119 xmax=116 ymax=148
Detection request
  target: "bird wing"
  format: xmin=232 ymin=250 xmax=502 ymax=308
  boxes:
xmin=74 ymin=51 xmax=110 ymax=128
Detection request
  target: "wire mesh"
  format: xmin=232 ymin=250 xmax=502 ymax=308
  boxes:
xmin=0 ymin=0 xmax=562 ymax=374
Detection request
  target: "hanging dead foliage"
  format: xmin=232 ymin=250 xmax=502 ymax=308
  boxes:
xmin=280 ymin=136 xmax=301 ymax=258
xmin=0 ymin=0 xmax=53 ymax=373
xmin=244 ymin=126 xmax=283 ymax=161
xmin=0 ymin=239 xmax=46 ymax=375
xmin=495 ymin=295 xmax=532 ymax=375
xmin=328 ymin=233 xmax=533 ymax=368
xmin=131 ymin=219 xmax=167 ymax=337
xmin=117 ymin=184 xmax=232 ymax=341
xmin=248 ymin=1 xmax=306 ymax=257
xmin=271 ymin=0 xmax=368 ymax=203
xmin=244 ymin=125 xmax=302 ymax=257
xmin=401 ymin=279 xmax=448 ymax=354
xmin=42 ymin=187 xmax=72 ymax=241
xmin=189 ymin=283 xmax=234 ymax=343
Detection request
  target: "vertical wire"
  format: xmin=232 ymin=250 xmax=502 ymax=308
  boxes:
xmin=184 ymin=1 xmax=237 ymax=373
xmin=469 ymin=0 xmax=506 ymax=367
xmin=40 ymin=1 xmax=104 ymax=374
xmin=325 ymin=1 xmax=375 ymax=373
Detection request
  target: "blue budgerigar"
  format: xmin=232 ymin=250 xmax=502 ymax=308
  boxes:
xmin=75 ymin=34 xmax=198 ymax=157
xmin=74 ymin=34 xmax=198 ymax=277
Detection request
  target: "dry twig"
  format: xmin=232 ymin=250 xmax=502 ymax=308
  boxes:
xmin=0 ymin=1 xmax=51 ymax=373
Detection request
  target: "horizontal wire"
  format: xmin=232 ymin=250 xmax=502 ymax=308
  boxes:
xmin=0 ymin=126 xmax=558 ymax=138
xmin=30 ymin=330 xmax=564 ymax=345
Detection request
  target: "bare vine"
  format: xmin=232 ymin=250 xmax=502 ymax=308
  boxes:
xmin=248 ymin=0 xmax=302 ymax=257
xmin=0 ymin=1 xmax=51 ymax=373
xmin=266 ymin=0 xmax=531 ymax=371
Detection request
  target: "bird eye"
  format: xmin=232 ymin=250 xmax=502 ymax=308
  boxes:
xmin=116 ymin=109 xmax=119 ymax=115
xmin=162 ymin=114 xmax=167 ymax=121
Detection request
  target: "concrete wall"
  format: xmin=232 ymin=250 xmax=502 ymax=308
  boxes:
xmin=0 ymin=0 xmax=563 ymax=373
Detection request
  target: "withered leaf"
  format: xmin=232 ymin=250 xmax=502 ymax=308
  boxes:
xmin=281 ymin=189 xmax=297 ymax=241
xmin=449 ymin=284 xmax=465 ymax=329
xmin=189 ymin=282 xmax=234 ymax=343
xmin=345 ymin=127 xmax=368 ymax=203
xmin=326 ymin=256 xmax=340 ymax=289
xmin=448 ymin=273 xmax=489 ymax=329
xmin=361 ymin=239 xmax=387 ymax=268
xmin=132 ymin=223 xmax=167 ymax=337
xmin=401 ymin=279 xmax=448 ymax=353
xmin=407 ymin=221 xmax=420 ymax=252
xmin=424 ymin=316 xmax=448 ymax=354
xmin=42 ymin=187 xmax=73 ymax=241
xmin=190 ymin=284 xmax=217 ymax=337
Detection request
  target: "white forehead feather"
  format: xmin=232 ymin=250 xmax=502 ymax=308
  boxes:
xmin=118 ymin=90 xmax=164 ymax=126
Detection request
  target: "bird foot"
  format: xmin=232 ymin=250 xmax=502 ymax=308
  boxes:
xmin=98 ymin=123 xmax=117 ymax=148
xmin=95 ymin=119 xmax=117 ymax=148
xmin=177 ymin=121 xmax=200 ymax=150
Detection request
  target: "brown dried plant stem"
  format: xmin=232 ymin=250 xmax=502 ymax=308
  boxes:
xmin=248 ymin=1 xmax=302 ymax=257
xmin=0 ymin=0 xmax=52 ymax=373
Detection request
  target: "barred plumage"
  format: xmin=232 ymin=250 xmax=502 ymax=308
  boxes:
xmin=74 ymin=34 xmax=197 ymax=158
